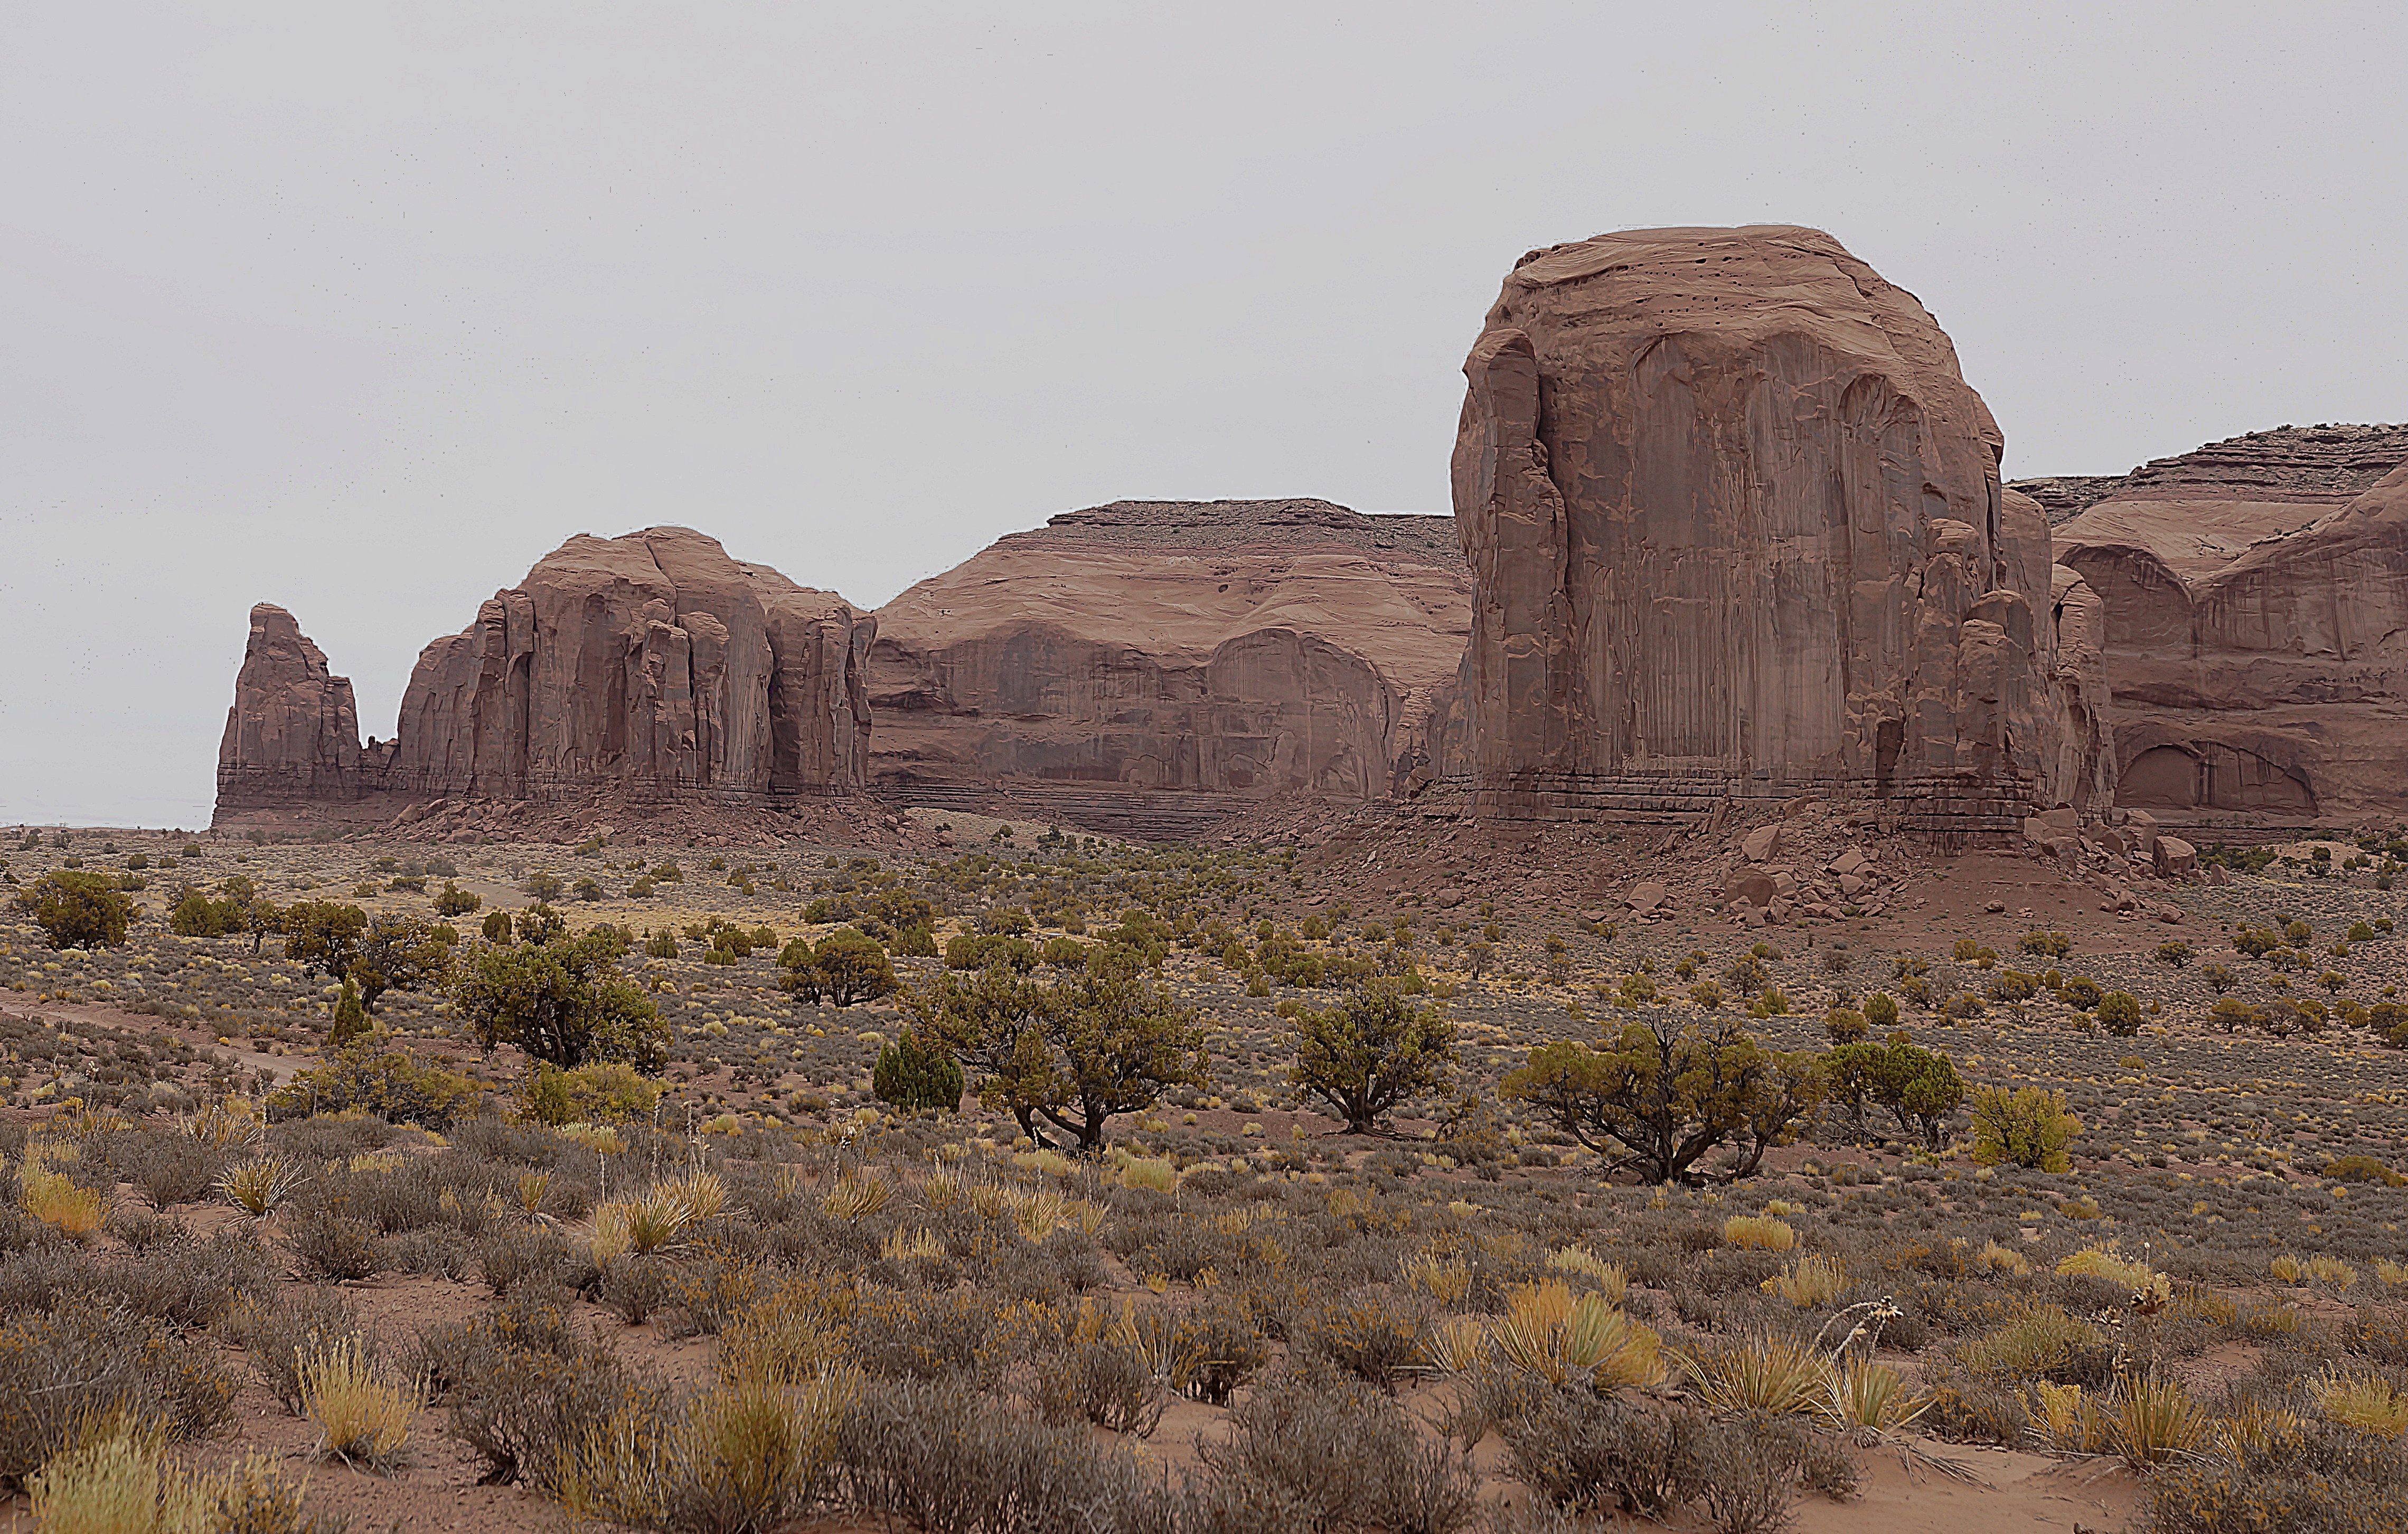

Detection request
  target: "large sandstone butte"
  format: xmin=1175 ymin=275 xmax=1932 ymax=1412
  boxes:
xmin=2049 ymin=425 xmax=2408 ymax=826
xmin=866 ymin=500 xmax=1470 ymax=839
xmin=215 ymin=527 xmax=875 ymax=832
xmin=1444 ymin=224 xmax=2106 ymax=832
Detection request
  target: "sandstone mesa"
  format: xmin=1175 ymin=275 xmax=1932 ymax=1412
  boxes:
xmin=212 ymin=228 xmax=2408 ymax=844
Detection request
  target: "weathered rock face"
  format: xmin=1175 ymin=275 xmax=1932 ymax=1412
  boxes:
xmin=214 ymin=528 xmax=874 ymax=827
xmin=1448 ymin=224 xmax=2091 ymax=831
xmin=215 ymin=604 xmax=370 ymax=811
xmin=2015 ymin=423 xmax=2408 ymax=526
xmin=866 ymin=500 xmax=1470 ymax=838
xmin=2054 ymin=425 xmax=2408 ymax=825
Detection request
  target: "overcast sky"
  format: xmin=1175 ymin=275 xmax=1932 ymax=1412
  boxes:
xmin=6 ymin=3 xmax=2403 ymax=828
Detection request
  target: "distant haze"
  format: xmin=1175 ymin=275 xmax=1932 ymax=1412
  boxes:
xmin=6 ymin=3 xmax=2404 ymax=826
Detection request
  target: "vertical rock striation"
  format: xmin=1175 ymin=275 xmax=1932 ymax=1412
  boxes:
xmin=1448 ymin=224 xmax=2093 ymax=832
xmin=214 ymin=527 xmax=874 ymax=828
xmin=215 ymin=604 xmax=370 ymax=811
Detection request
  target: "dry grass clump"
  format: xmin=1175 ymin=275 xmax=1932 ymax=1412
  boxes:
xmin=1763 ymin=1254 xmax=1847 ymax=1308
xmin=1720 ymin=1213 xmax=1798 ymax=1251
xmin=1544 ymin=1244 xmax=1628 ymax=1300
xmin=298 ymin=1331 xmax=421 ymax=1468
xmin=16 ymin=1139 xmax=111 ymax=1239
xmin=2027 ymin=1374 xmax=2203 ymax=1466
xmin=2310 ymin=1367 xmax=2408 ymax=1439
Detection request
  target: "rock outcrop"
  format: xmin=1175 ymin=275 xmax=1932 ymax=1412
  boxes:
xmin=215 ymin=605 xmax=372 ymax=811
xmin=2054 ymin=425 xmax=2408 ymax=825
xmin=866 ymin=500 xmax=1470 ymax=839
xmin=214 ymin=528 xmax=877 ymax=834
xmin=1446 ymin=224 xmax=2097 ymax=833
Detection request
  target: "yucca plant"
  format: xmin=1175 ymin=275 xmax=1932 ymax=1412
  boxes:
xmin=515 ymin=1169 xmax=552 ymax=1215
xmin=823 ymin=1173 xmax=891 ymax=1221
xmin=654 ymin=1170 xmax=732 ymax=1226
xmin=1493 ymin=1279 xmax=1663 ymax=1389
xmin=1820 ymin=1357 xmax=1932 ymax=1438
xmin=178 ymin=1098 xmax=265 ymax=1149
xmin=2111 ymin=1373 xmax=2203 ymax=1465
xmin=217 ymin=1153 xmax=306 ymax=1220
xmin=2311 ymin=1367 xmax=2408 ymax=1439
xmin=1401 ymin=1250 xmax=1474 ymax=1305
xmin=1002 ymin=1186 xmax=1067 ymax=1241
xmin=1422 ymin=1314 xmax=1490 ymax=1376
xmin=1678 ymin=1334 xmax=1831 ymax=1417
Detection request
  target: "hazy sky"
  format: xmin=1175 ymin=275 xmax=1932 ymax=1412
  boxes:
xmin=7 ymin=3 xmax=2403 ymax=827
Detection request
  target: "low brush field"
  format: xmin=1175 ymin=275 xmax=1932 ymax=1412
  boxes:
xmin=0 ymin=821 xmax=2403 ymax=1533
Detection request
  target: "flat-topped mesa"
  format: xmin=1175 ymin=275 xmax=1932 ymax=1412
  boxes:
xmin=2052 ymin=426 xmax=2408 ymax=828
xmin=1448 ymin=224 xmax=2102 ymax=834
xmin=215 ymin=604 xmax=371 ymax=811
xmin=866 ymin=499 xmax=1470 ymax=838
xmin=212 ymin=527 xmax=876 ymax=830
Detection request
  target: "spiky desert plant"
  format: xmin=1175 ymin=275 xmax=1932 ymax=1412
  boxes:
xmin=298 ymin=1332 xmax=420 ymax=1469
xmin=2111 ymin=1373 xmax=2204 ymax=1466
xmin=216 ymin=1152 xmax=306 ymax=1220
xmin=881 ymin=1226 xmax=943 ymax=1263
xmin=654 ymin=1170 xmax=732 ymax=1226
xmin=2270 ymin=1254 xmax=2309 ymax=1284
xmin=1401 ymin=1250 xmax=1475 ymax=1305
xmin=515 ymin=1170 xmax=552 ymax=1215
xmin=1422 ymin=1314 xmax=1490 ymax=1376
xmin=178 ymin=1097 xmax=265 ymax=1149
xmin=1763 ymin=1254 xmax=1848 ymax=1308
xmin=1820 ymin=1357 xmax=1933 ymax=1436
xmin=2311 ymin=1367 xmax=2408 ymax=1439
xmin=1677 ymin=1334 xmax=1831 ymax=1417
xmin=822 ymin=1172 xmax=891 ymax=1221
xmin=1721 ymin=1214 xmax=1798 ymax=1251
xmin=1494 ymin=1279 xmax=1663 ymax=1388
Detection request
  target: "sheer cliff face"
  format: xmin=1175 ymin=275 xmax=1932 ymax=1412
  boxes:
xmin=2056 ymin=436 xmax=2408 ymax=823
xmin=1450 ymin=225 xmax=2082 ymax=830
xmin=215 ymin=604 xmax=368 ymax=810
xmin=864 ymin=501 xmax=1470 ymax=825
xmin=389 ymin=526 xmax=870 ymax=802
xmin=213 ymin=528 xmax=872 ymax=822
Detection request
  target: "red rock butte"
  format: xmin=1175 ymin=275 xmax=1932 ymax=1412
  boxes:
xmin=2042 ymin=424 xmax=2408 ymax=827
xmin=216 ymin=527 xmax=874 ymax=835
xmin=1435 ymin=224 xmax=2110 ymax=834
xmin=864 ymin=499 xmax=1470 ymax=839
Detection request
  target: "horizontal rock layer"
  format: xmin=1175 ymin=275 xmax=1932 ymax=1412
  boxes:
xmin=2056 ymin=431 xmax=2408 ymax=828
xmin=864 ymin=499 xmax=1470 ymax=839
